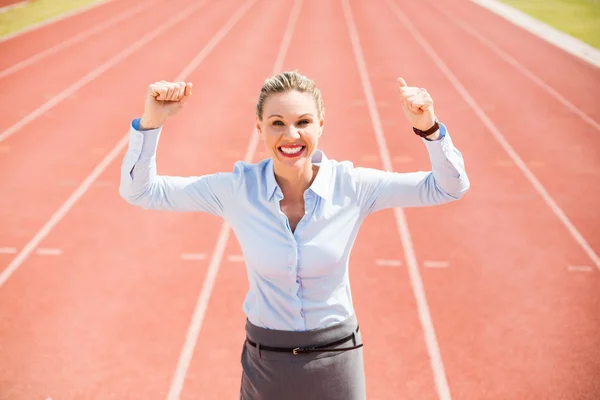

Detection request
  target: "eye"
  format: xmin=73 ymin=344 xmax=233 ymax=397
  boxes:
xmin=298 ymin=119 xmax=311 ymax=125
xmin=272 ymin=120 xmax=284 ymax=126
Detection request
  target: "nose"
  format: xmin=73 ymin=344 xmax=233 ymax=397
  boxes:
xmin=284 ymin=125 xmax=301 ymax=139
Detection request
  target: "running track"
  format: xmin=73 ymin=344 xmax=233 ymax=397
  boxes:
xmin=0 ymin=0 xmax=599 ymax=399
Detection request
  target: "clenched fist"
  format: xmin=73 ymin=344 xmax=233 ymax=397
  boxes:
xmin=139 ymin=81 xmax=193 ymax=130
xmin=397 ymin=77 xmax=439 ymax=140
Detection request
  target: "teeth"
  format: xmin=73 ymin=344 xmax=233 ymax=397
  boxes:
xmin=280 ymin=146 xmax=303 ymax=154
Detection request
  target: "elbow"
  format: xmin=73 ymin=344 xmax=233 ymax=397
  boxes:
xmin=119 ymin=177 xmax=149 ymax=208
xmin=431 ymin=175 xmax=469 ymax=204
xmin=454 ymin=175 xmax=471 ymax=200
xmin=447 ymin=174 xmax=470 ymax=201
xmin=119 ymin=182 xmax=139 ymax=206
xmin=428 ymin=172 xmax=470 ymax=204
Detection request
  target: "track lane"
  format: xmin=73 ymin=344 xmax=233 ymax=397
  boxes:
xmin=3 ymin=0 xmax=599 ymax=398
xmin=0 ymin=0 xmax=274 ymax=397
xmin=354 ymin=0 xmax=600 ymax=398
xmin=180 ymin=0 xmax=440 ymax=398
xmin=387 ymin=0 xmax=600 ymax=264
xmin=0 ymin=0 xmax=161 ymax=80
xmin=0 ymin=0 xmax=192 ymax=136
xmin=0 ymin=0 xmax=126 ymax=67
xmin=0 ymin=0 xmax=240 ymax=275
xmin=432 ymin=0 xmax=599 ymax=121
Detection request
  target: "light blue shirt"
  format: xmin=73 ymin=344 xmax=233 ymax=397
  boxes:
xmin=119 ymin=119 xmax=469 ymax=331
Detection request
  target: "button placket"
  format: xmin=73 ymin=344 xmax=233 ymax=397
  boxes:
xmin=271 ymin=190 xmax=296 ymax=280
xmin=295 ymin=191 xmax=313 ymax=233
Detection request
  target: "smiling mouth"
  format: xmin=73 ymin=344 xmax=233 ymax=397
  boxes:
xmin=278 ymin=145 xmax=306 ymax=158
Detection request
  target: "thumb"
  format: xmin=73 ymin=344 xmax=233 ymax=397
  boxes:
xmin=184 ymin=82 xmax=193 ymax=96
xmin=180 ymin=83 xmax=193 ymax=105
xmin=397 ymin=77 xmax=407 ymax=87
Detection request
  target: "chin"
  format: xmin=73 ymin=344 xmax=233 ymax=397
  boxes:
xmin=277 ymin=156 xmax=308 ymax=170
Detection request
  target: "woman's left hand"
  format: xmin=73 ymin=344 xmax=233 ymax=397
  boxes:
xmin=397 ymin=77 xmax=437 ymax=135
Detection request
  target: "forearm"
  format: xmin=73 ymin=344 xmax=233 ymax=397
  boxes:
xmin=423 ymin=126 xmax=469 ymax=200
xmin=119 ymin=119 xmax=162 ymax=205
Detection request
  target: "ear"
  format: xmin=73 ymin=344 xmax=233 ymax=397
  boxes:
xmin=256 ymin=118 xmax=264 ymax=139
xmin=318 ymin=117 xmax=325 ymax=137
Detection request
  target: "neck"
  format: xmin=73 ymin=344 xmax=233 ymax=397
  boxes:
xmin=274 ymin=161 xmax=318 ymax=200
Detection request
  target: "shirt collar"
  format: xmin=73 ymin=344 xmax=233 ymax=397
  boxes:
xmin=265 ymin=150 xmax=332 ymax=201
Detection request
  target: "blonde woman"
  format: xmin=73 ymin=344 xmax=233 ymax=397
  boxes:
xmin=119 ymin=71 xmax=469 ymax=399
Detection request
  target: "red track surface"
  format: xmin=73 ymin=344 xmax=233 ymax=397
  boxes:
xmin=1 ymin=0 xmax=599 ymax=399
xmin=0 ymin=0 xmax=24 ymax=8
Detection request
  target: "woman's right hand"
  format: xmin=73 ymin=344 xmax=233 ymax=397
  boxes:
xmin=139 ymin=81 xmax=193 ymax=129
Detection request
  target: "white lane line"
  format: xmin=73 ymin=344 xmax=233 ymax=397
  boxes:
xmin=375 ymin=259 xmax=403 ymax=267
xmin=227 ymin=254 xmax=245 ymax=262
xmin=428 ymin=1 xmax=600 ymax=132
xmin=167 ymin=1 xmax=301 ymax=397
xmin=166 ymin=1 xmax=302 ymax=399
xmin=472 ymin=0 xmax=600 ymax=68
xmin=0 ymin=0 xmax=208 ymax=144
xmin=424 ymin=261 xmax=450 ymax=268
xmin=180 ymin=253 xmax=206 ymax=261
xmin=0 ymin=0 xmax=116 ymax=43
xmin=385 ymin=0 xmax=600 ymax=272
xmin=0 ymin=0 xmax=160 ymax=79
xmin=0 ymin=0 xmax=234 ymax=289
xmin=35 ymin=248 xmax=63 ymax=256
xmin=342 ymin=2 xmax=452 ymax=400
xmin=0 ymin=247 xmax=17 ymax=254
xmin=567 ymin=265 xmax=593 ymax=272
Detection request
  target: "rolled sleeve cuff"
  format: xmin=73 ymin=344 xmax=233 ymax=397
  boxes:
xmin=131 ymin=118 xmax=162 ymax=156
xmin=121 ymin=119 xmax=162 ymax=181
xmin=421 ymin=122 xmax=454 ymax=160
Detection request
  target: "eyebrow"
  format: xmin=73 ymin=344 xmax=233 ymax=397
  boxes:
xmin=267 ymin=113 xmax=314 ymax=119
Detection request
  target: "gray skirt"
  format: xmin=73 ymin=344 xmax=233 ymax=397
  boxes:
xmin=240 ymin=314 xmax=366 ymax=400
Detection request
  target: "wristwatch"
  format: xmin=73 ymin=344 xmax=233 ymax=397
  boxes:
xmin=413 ymin=118 xmax=440 ymax=138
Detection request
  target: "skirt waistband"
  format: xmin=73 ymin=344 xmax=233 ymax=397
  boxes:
xmin=245 ymin=314 xmax=359 ymax=348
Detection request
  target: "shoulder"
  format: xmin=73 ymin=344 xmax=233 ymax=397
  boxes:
xmin=324 ymin=156 xmax=368 ymax=180
xmin=330 ymin=158 xmax=356 ymax=178
xmin=319 ymin=154 xmax=360 ymax=194
xmin=226 ymin=158 xmax=273 ymax=196
xmin=325 ymin=155 xmax=391 ymax=192
xmin=230 ymin=158 xmax=270 ymax=178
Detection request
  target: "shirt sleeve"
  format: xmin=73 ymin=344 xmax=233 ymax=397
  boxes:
xmin=353 ymin=123 xmax=470 ymax=215
xmin=119 ymin=119 xmax=241 ymax=217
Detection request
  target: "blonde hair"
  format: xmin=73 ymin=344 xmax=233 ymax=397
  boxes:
xmin=256 ymin=70 xmax=324 ymax=120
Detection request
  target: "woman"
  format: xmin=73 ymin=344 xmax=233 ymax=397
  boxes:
xmin=119 ymin=71 xmax=469 ymax=399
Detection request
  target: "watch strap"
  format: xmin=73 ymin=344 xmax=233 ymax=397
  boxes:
xmin=413 ymin=118 xmax=440 ymax=138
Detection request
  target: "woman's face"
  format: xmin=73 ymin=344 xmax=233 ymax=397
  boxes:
xmin=256 ymin=90 xmax=324 ymax=171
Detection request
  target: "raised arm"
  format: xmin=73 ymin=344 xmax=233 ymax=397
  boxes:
xmin=354 ymin=78 xmax=470 ymax=214
xmin=119 ymin=81 xmax=240 ymax=217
